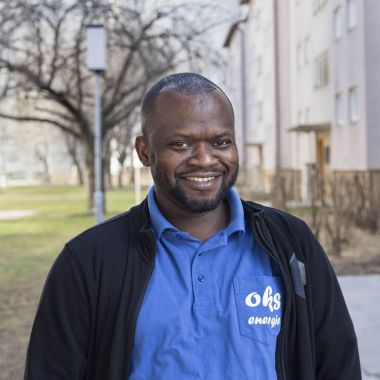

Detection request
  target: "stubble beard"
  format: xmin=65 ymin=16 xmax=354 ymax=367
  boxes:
xmin=153 ymin=166 xmax=239 ymax=213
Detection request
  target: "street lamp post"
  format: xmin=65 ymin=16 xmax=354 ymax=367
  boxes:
xmin=86 ymin=25 xmax=107 ymax=224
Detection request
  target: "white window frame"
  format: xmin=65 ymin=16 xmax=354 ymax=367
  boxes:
xmin=334 ymin=6 xmax=343 ymax=41
xmin=348 ymin=87 xmax=359 ymax=123
xmin=314 ymin=52 xmax=329 ymax=88
xmin=335 ymin=93 xmax=344 ymax=126
xmin=347 ymin=0 xmax=357 ymax=30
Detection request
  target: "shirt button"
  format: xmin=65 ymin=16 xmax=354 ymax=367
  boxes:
xmin=198 ymin=275 xmax=206 ymax=282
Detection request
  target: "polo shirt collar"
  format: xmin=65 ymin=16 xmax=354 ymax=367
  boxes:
xmin=224 ymin=187 xmax=245 ymax=238
xmin=147 ymin=186 xmax=178 ymax=239
xmin=147 ymin=186 xmax=245 ymax=240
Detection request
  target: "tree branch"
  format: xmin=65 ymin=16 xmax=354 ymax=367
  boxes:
xmin=0 ymin=112 xmax=81 ymax=139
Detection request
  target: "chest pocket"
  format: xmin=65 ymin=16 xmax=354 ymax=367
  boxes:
xmin=233 ymin=276 xmax=283 ymax=345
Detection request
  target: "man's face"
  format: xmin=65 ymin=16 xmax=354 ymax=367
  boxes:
xmin=136 ymin=89 xmax=239 ymax=214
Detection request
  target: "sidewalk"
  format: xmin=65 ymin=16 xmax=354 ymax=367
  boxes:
xmin=0 ymin=210 xmax=35 ymax=220
xmin=339 ymin=275 xmax=380 ymax=380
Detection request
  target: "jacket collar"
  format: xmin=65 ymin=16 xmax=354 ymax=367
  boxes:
xmin=129 ymin=197 xmax=267 ymax=264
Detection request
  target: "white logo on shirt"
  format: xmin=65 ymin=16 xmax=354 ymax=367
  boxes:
xmin=245 ymin=286 xmax=281 ymax=312
xmin=247 ymin=315 xmax=281 ymax=328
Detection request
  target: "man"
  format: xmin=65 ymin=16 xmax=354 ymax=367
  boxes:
xmin=25 ymin=73 xmax=361 ymax=379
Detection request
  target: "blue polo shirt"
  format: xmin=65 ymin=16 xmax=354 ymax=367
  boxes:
xmin=129 ymin=187 xmax=284 ymax=380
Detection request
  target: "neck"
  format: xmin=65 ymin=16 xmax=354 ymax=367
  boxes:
xmin=157 ymin=198 xmax=230 ymax=242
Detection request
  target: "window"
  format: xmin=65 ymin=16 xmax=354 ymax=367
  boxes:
xmin=305 ymin=107 xmax=310 ymax=124
xmin=297 ymin=43 xmax=303 ymax=69
xmin=348 ymin=87 xmax=359 ymax=123
xmin=313 ymin=0 xmax=327 ymax=12
xmin=304 ymin=37 xmax=310 ymax=63
xmin=256 ymin=57 xmax=262 ymax=76
xmin=324 ymin=146 xmax=330 ymax=164
xmin=347 ymin=0 xmax=357 ymax=30
xmin=297 ymin=110 xmax=304 ymax=125
xmin=314 ymin=52 xmax=329 ymax=87
xmin=335 ymin=93 xmax=344 ymax=126
xmin=334 ymin=6 xmax=343 ymax=40
xmin=257 ymin=102 xmax=263 ymax=122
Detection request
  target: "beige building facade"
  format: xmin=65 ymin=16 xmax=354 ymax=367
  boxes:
xmin=224 ymin=0 xmax=292 ymax=194
xmin=224 ymin=0 xmax=380 ymax=204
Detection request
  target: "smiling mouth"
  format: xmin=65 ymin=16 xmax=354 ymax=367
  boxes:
xmin=186 ymin=176 xmax=216 ymax=182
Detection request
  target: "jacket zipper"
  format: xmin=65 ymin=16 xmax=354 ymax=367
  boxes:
xmin=125 ymin=229 xmax=157 ymax=379
xmin=253 ymin=216 xmax=290 ymax=380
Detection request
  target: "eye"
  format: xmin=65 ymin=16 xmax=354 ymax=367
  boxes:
xmin=170 ymin=141 xmax=191 ymax=149
xmin=213 ymin=139 xmax=231 ymax=147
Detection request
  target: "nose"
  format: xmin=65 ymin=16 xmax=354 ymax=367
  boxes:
xmin=187 ymin=142 xmax=218 ymax=168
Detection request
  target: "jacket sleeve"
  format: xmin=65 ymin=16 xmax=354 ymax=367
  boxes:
xmin=302 ymin=224 xmax=362 ymax=380
xmin=24 ymin=244 xmax=90 ymax=380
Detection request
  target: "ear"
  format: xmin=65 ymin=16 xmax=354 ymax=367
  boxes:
xmin=135 ymin=135 xmax=150 ymax=167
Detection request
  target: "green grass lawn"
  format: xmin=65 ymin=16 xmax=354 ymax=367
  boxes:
xmin=0 ymin=185 xmax=141 ymax=380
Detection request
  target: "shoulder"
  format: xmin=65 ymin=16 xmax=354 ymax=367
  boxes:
xmin=242 ymin=199 xmax=309 ymax=234
xmin=241 ymin=199 xmax=321 ymax=264
xmin=66 ymin=200 xmax=149 ymax=259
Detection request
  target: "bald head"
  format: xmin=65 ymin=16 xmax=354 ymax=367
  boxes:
xmin=141 ymin=73 xmax=234 ymax=138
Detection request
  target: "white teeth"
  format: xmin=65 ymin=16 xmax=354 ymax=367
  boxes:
xmin=187 ymin=177 xmax=215 ymax=182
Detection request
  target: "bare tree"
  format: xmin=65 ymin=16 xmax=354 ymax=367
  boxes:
xmin=106 ymin=110 xmax=139 ymax=189
xmin=35 ymin=143 xmax=51 ymax=185
xmin=308 ymin=170 xmax=352 ymax=256
xmin=64 ymin=134 xmax=84 ymax=186
xmin=306 ymin=169 xmax=379 ymax=256
xmin=0 ymin=0 xmax=227 ymax=211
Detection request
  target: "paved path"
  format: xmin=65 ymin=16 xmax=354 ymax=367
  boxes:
xmin=0 ymin=210 xmax=35 ymax=220
xmin=339 ymin=275 xmax=380 ymax=380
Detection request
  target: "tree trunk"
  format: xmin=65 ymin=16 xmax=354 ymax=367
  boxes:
xmin=73 ymin=155 xmax=85 ymax=186
xmin=36 ymin=147 xmax=51 ymax=185
xmin=64 ymin=135 xmax=85 ymax=186
xmin=117 ymin=155 xmax=127 ymax=188
xmin=41 ymin=155 xmax=50 ymax=185
xmin=104 ymin=156 xmax=112 ymax=190
xmin=118 ymin=167 xmax=124 ymax=188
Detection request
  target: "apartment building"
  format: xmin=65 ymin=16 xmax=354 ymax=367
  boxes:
xmin=224 ymin=0 xmax=290 ymax=193
xmin=289 ymin=0 xmax=332 ymax=201
xmin=330 ymin=0 xmax=380 ymax=172
xmin=224 ymin=0 xmax=380 ymax=204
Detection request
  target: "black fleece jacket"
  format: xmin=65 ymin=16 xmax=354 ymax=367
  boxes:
xmin=24 ymin=199 xmax=361 ymax=380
